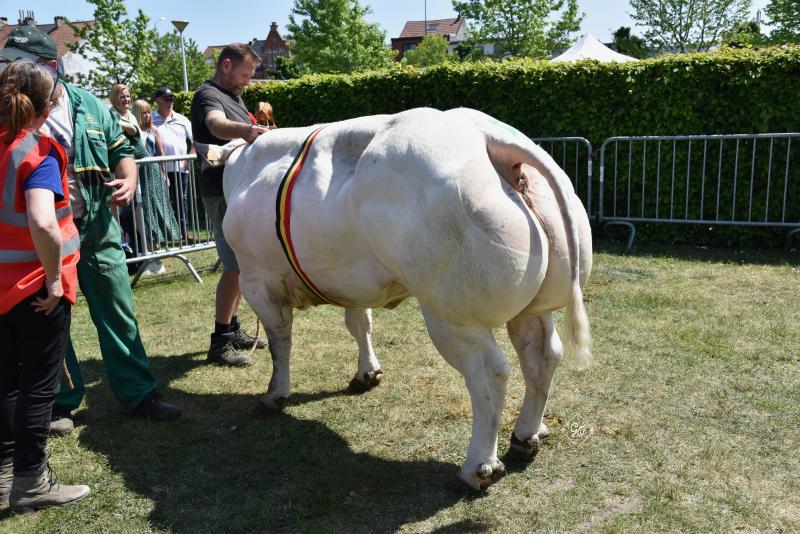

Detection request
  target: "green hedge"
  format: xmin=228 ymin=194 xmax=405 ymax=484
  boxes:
xmin=175 ymin=46 xmax=800 ymax=247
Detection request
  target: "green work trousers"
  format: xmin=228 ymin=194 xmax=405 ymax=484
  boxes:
xmin=55 ymin=185 xmax=156 ymax=413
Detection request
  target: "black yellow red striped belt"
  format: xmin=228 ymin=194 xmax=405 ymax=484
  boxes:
xmin=274 ymin=126 xmax=342 ymax=306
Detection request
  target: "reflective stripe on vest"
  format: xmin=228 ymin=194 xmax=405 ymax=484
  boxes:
xmin=0 ymin=233 xmax=81 ymax=263
xmin=0 ymin=132 xmax=72 ymax=226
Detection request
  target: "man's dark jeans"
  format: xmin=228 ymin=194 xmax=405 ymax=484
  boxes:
xmin=0 ymin=288 xmax=71 ymax=475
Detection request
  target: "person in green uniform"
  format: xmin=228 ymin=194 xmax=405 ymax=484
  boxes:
xmin=0 ymin=26 xmax=181 ymax=435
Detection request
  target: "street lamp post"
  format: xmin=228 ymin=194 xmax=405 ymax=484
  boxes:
xmin=153 ymin=16 xmax=166 ymax=34
xmin=171 ymin=19 xmax=189 ymax=92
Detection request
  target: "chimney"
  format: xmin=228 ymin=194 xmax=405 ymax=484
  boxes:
xmin=0 ymin=17 xmax=8 ymax=25
xmin=54 ymin=16 xmax=66 ymax=26
xmin=270 ymin=22 xmax=278 ymax=32
xmin=19 ymin=9 xmax=36 ymax=26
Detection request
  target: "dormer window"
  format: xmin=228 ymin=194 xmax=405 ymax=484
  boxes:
xmin=426 ymin=22 xmax=438 ymax=32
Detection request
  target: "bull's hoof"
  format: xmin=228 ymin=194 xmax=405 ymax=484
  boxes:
xmin=538 ymin=424 xmax=551 ymax=439
xmin=347 ymin=369 xmax=383 ymax=394
xmin=459 ymin=460 xmax=506 ymax=491
xmin=509 ymin=433 xmax=541 ymax=461
xmin=256 ymin=395 xmax=288 ymax=416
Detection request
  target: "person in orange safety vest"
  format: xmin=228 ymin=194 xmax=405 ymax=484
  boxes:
xmin=0 ymin=60 xmax=90 ymax=513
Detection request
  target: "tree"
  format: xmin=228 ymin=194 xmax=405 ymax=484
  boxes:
xmin=134 ymin=31 xmax=213 ymax=98
xmin=287 ymin=0 xmax=396 ymax=74
xmin=452 ymin=0 xmax=584 ymax=59
xmin=612 ymin=26 xmax=650 ymax=58
xmin=721 ymin=20 xmax=767 ymax=48
xmin=453 ymin=41 xmax=486 ymax=61
xmin=628 ymin=0 xmax=752 ymax=53
xmin=765 ymin=0 xmax=800 ymax=44
xmin=404 ymin=35 xmax=452 ymax=67
xmin=271 ymin=55 xmax=303 ymax=80
xmin=67 ymin=0 xmax=155 ymax=96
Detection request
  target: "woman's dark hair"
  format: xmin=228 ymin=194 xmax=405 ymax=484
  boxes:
xmin=0 ymin=61 xmax=60 ymax=142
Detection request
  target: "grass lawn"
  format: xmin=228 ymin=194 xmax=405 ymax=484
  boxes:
xmin=1 ymin=243 xmax=798 ymax=533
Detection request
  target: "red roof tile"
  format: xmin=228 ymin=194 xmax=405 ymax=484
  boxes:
xmin=399 ymin=17 xmax=464 ymax=39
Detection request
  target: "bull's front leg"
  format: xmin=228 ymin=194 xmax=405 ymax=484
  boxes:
xmin=249 ymin=300 xmax=294 ymax=414
xmin=421 ymin=306 xmax=510 ymax=491
xmin=344 ymin=308 xmax=383 ymax=393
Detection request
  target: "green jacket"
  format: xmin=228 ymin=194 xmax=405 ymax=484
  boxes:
xmin=63 ymin=82 xmax=133 ymax=177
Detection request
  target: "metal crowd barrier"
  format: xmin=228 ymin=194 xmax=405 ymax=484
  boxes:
xmin=125 ymin=153 xmax=217 ymax=287
xmin=599 ymin=133 xmax=800 ymax=249
xmin=531 ymin=137 xmax=595 ymax=218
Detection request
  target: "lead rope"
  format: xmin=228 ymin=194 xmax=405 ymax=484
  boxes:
xmin=249 ymin=318 xmax=261 ymax=356
xmin=63 ymin=361 xmax=74 ymax=390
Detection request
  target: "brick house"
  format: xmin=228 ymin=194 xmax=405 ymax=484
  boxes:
xmin=248 ymin=22 xmax=289 ymax=80
xmin=0 ymin=13 xmax=95 ymax=78
xmin=390 ymin=16 xmax=469 ymax=60
xmin=202 ymin=45 xmax=226 ymax=67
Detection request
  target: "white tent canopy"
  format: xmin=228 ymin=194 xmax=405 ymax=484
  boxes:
xmin=551 ymin=33 xmax=637 ymax=63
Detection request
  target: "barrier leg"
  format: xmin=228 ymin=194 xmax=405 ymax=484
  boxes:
xmin=603 ymin=221 xmax=637 ymax=250
xmin=788 ymin=227 xmax=800 ymax=249
xmin=173 ymin=254 xmax=204 ymax=285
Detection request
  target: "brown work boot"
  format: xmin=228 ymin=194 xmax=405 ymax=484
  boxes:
xmin=9 ymin=464 xmax=90 ymax=514
xmin=207 ymin=333 xmax=253 ymax=367
xmin=49 ymin=406 xmax=75 ymax=437
xmin=0 ymin=459 xmax=11 ymax=507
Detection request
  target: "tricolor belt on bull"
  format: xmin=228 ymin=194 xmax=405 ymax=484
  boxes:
xmin=275 ymin=126 xmax=342 ymax=306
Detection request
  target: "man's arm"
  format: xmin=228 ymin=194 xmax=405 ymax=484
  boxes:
xmin=205 ymin=110 xmax=268 ymax=144
xmin=105 ymin=157 xmax=137 ymax=206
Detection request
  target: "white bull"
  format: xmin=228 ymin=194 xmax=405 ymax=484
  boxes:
xmin=219 ymin=107 xmax=592 ymax=490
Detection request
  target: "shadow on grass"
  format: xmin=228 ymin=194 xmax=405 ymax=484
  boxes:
xmin=76 ymin=354 xmax=471 ymax=533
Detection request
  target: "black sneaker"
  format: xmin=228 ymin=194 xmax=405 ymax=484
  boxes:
xmin=228 ymin=328 xmax=266 ymax=351
xmin=207 ymin=333 xmax=253 ymax=367
xmin=131 ymin=392 xmax=181 ymax=421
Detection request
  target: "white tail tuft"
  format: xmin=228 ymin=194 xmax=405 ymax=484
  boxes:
xmin=563 ymin=282 xmax=592 ymax=368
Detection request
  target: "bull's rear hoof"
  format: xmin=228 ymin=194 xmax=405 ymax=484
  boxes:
xmin=509 ymin=433 xmax=540 ymax=461
xmin=256 ymin=396 xmax=288 ymax=416
xmin=347 ymin=369 xmax=383 ymax=394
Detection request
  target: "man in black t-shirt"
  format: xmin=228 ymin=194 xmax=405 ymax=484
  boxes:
xmin=190 ymin=43 xmax=270 ymax=366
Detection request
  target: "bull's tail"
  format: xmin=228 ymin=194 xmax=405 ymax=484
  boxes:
xmin=563 ymin=280 xmax=592 ymax=368
xmin=462 ymin=110 xmax=592 ymax=367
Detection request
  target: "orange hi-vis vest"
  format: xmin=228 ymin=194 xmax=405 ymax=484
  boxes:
xmin=0 ymin=127 xmax=80 ymax=315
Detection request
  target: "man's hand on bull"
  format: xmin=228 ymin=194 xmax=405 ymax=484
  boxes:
xmin=244 ymin=124 xmax=270 ymax=144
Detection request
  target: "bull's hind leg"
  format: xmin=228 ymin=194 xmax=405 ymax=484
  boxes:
xmin=344 ymin=308 xmax=383 ymax=393
xmin=506 ymin=313 xmax=562 ymax=460
xmin=421 ymin=306 xmax=510 ymax=491
xmin=248 ymin=299 xmax=294 ymax=414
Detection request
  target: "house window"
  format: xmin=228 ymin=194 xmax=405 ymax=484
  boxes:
xmin=402 ymin=43 xmax=416 ymax=53
xmin=426 ymin=23 xmax=438 ymax=32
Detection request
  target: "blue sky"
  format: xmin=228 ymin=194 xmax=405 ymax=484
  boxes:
xmin=12 ymin=0 xmax=771 ymax=49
